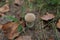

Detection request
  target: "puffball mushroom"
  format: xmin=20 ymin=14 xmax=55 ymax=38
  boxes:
xmin=25 ymin=13 xmax=36 ymax=22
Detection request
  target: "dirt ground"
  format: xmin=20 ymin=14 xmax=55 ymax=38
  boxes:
xmin=0 ymin=0 xmax=60 ymax=40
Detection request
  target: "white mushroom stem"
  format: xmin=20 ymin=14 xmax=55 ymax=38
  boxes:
xmin=26 ymin=22 xmax=34 ymax=28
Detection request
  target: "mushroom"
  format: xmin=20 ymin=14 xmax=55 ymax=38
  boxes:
xmin=25 ymin=13 xmax=36 ymax=28
xmin=25 ymin=13 xmax=36 ymax=22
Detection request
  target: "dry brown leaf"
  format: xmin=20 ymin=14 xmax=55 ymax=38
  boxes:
xmin=15 ymin=36 xmax=22 ymax=40
xmin=14 ymin=0 xmax=20 ymax=5
xmin=40 ymin=12 xmax=55 ymax=21
xmin=15 ymin=36 xmax=32 ymax=40
xmin=14 ymin=0 xmax=24 ymax=6
xmin=57 ymin=19 xmax=60 ymax=28
xmin=48 ymin=37 xmax=54 ymax=40
xmin=2 ymin=22 xmax=19 ymax=39
xmin=9 ymin=31 xmax=20 ymax=39
xmin=0 ymin=4 xmax=9 ymax=12
xmin=0 ymin=24 xmax=3 ymax=29
xmin=0 ymin=13 xmax=5 ymax=17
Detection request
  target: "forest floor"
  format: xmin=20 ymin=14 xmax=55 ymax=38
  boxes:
xmin=0 ymin=0 xmax=60 ymax=40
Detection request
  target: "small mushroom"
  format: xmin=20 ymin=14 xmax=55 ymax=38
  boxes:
xmin=25 ymin=13 xmax=36 ymax=22
xmin=25 ymin=13 xmax=36 ymax=28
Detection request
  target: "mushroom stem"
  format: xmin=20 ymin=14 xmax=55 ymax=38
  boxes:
xmin=26 ymin=22 xmax=34 ymax=28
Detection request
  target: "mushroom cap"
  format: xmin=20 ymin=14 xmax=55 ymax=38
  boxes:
xmin=25 ymin=13 xmax=36 ymax=22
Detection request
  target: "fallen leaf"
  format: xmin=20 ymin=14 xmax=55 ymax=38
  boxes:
xmin=2 ymin=22 xmax=19 ymax=39
xmin=9 ymin=31 xmax=20 ymax=39
xmin=15 ymin=36 xmax=32 ymax=40
xmin=0 ymin=13 xmax=5 ymax=17
xmin=14 ymin=0 xmax=24 ymax=6
xmin=40 ymin=12 xmax=55 ymax=21
xmin=57 ymin=19 xmax=60 ymax=28
xmin=0 ymin=4 xmax=9 ymax=12
xmin=0 ymin=24 xmax=3 ymax=29
xmin=14 ymin=0 xmax=20 ymax=5
xmin=48 ymin=37 xmax=54 ymax=40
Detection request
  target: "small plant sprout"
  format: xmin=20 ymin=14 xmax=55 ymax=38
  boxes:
xmin=25 ymin=13 xmax=36 ymax=28
xmin=25 ymin=13 xmax=36 ymax=22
